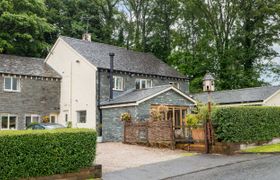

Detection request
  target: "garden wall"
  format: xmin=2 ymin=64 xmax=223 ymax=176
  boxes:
xmin=212 ymin=106 xmax=280 ymax=143
xmin=124 ymin=120 xmax=174 ymax=148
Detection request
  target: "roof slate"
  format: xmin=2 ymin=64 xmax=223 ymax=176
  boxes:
xmin=60 ymin=36 xmax=186 ymax=79
xmin=101 ymin=85 xmax=193 ymax=106
xmin=193 ymin=86 xmax=280 ymax=104
xmin=0 ymin=54 xmax=61 ymax=78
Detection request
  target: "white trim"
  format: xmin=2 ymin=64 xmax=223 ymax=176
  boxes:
xmin=216 ymin=102 xmax=264 ymax=107
xmin=100 ymin=86 xmax=197 ymax=109
xmin=263 ymin=89 xmax=280 ymax=104
xmin=100 ymin=103 xmax=137 ymax=109
xmin=25 ymin=114 xmax=40 ymax=128
xmin=49 ymin=114 xmax=58 ymax=123
xmin=0 ymin=114 xmax=18 ymax=130
xmin=3 ymin=76 xmax=20 ymax=92
xmin=113 ymin=76 xmax=124 ymax=91
xmin=136 ymin=78 xmax=153 ymax=89
xmin=169 ymin=82 xmax=180 ymax=89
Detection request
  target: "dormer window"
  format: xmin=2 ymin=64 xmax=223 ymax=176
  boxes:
xmin=4 ymin=77 xmax=20 ymax=92
xmin=136 ymin=79 xmax=153 ymax=89
xmin=113 ymin=76 xmax=124 ymax=91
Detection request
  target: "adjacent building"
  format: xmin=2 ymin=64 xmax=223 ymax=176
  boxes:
xmin=0 ymin=54 xmax=61 ymax=130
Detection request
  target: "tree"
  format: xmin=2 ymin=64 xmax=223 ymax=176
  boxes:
xmin=0 ymin=0 xmax=54 ymax=57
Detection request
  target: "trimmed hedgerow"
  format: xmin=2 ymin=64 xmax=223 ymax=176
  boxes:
xmin=0 ymin=129 xmax=96 ymax=180
xmin=212 ymin=106 xmax=280 ymax=143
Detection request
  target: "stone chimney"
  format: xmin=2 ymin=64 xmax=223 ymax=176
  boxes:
xmin=82 ymin=33 xmax=91 ymax=42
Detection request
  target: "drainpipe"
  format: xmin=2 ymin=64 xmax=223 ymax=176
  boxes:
xmin=97 ymin=69 xmax=102 ymax=137
xmin=109 ymin=52 xmax=115 ymax=101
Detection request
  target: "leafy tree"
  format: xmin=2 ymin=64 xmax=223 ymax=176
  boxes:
xmin=0 ymin=0 xmax=54 ymax=57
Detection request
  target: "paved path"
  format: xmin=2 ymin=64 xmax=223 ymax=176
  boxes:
xmin=103 ymin=154 xmax=274 ymax=180
xmin=171 ymin=155 xmax=280 ymax=180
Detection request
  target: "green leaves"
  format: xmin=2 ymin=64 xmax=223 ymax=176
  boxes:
xmin=0 ymin=129 xmax=97 ymax=180
xmin=212 ymin=106 xmax=280 ymax=143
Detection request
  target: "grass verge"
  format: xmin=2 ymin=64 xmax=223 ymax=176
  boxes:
xmin=243 ymin=143 xmax=280 ymax=153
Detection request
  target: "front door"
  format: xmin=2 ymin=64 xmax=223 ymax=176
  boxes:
xmin=50 ymin=114 xmax=57 ymax=123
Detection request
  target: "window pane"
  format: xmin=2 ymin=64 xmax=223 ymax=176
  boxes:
xmin=4 ymin=77 xmax=11 ymax=90
xmin=26 ymin=116 xmax=31 ymax=127
xmin=50 ymin=116 xmax=55 ymax=123
xmin=12 ymin=78 xmax=18 ymax=91
xmin=9 ymin=116 xmax=16 ymax=129
xmin=78 ymin=111 xmax=87 ymax=123
xmin=113 ymin=77 xmax=116 ymax=89
xmin=135 ymin=79 xmax=140 ymax=89
xmin=141 ymin=80 xmax=146 ymax=89
xmin=33 ymin=116 xmax=39 ymax=123
xmin=147 ymin=80 xmax=152 ymax=88
xmin=2 ymin=116 xmax=8 ymax=129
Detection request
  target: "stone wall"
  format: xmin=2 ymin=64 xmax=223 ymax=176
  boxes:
xmin=0 ymin=77 xmax=60 ymax=130
xmin=102 ymin=106 xmax=137 ymax=142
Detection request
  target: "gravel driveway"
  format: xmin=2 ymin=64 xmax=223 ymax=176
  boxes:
xmin=96 ymin=142 xmax=190 ymax=173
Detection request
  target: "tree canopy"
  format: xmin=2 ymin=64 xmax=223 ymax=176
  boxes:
xmin=0 ymin=0 xmax=279 ymax=92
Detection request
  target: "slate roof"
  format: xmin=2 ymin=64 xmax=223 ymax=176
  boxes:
xmin=60 ymin=36 xmax=186 ymax=79
xmin=101 ymin=85 xmax=195 ymax=106
xmin=0 ymin=54 xmax=61 ymax=78
xmin=193 ymin=86 xmax=280 ymax=105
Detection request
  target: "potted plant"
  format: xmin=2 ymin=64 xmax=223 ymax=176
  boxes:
xmin=185 ymin=113 xmax=199 ymax=143
xmin=120 ymin=112 xmax=132 ymax=122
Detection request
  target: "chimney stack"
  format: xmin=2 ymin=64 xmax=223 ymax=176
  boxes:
xmin=109 ymin=53 xmax=115 ymax=100
xmin=82 ymin=33 xmax=92 ymax=42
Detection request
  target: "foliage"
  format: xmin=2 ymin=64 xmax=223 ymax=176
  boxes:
xmin=0 ymin=129 xmax=96 ymax=180
xmin=42 ymin=115 xmax=50 ymax=123
xmin=212 ymin=106 xmax=280 ymax=143
xmin=120 ymin=112 xmax=132 ymax=121
xmin=185 ymin=114 xmax=199 ymax=128
xmin=243 ymin=143 xmax=280 ymax=153
xmin=150 ymin=105 xmax=169 ymax=121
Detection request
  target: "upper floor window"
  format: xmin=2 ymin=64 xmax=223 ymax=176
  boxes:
xmin=113 ymin=76 xmax=124 ymax=91
xmin=4 ymin=77 xmax=20 ymax=92
xmin=77 ymin=111 xmax=87 ymax=123
xmin=169 ymin=82 xmax=180 ymax=89
xmin=1 ymin=114 xmax=17 ymax=130
xmin=136 ymin=79 xmax=153 ymax=89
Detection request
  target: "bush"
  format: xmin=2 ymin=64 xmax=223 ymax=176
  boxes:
xmin=212 ymin=106 xmax=280 ymax=143
xmin=0 ymin=129 xmax=96 ymax=180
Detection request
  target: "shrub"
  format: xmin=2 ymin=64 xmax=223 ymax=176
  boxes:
xmin=212 ymin=106 xmax=280 ymax=143
xmin=120 ymin=112 xmax=132 ymax=121
xmin=0 ymin=129 xmax=96 ymax=180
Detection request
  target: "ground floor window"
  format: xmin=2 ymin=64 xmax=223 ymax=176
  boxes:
xmin=77 ymin=111 xmax=87 ymax=123
xmin=1 ymin=114 xmax=17 ymax=130
xmin=50 ymin=115 xmax=56 ymax=123
xmin=25 ymin=115 xmax=40 ymax=128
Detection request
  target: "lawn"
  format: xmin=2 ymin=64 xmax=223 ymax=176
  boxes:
xmin=243 ymin=143 xmax=280 ymax=153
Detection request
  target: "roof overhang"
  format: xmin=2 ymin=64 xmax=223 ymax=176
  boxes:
xmin=100 ymin=86 xmax=197 ymax=109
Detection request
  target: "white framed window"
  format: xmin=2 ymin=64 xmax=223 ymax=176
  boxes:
xmin=77 ymin=111 xmax=87 ymax=123
xmin=113 ymin=76 xmax=124 ymax=91
xmin=4 ymin=77 xmax=20 ymax=92
xmin=169 ymin=82 xmax=180 ymax=89
xmin=50 ymin=114 xmax=57 ymax=123
xmin=1 ymin=114 xmax=17 ymax=130
xmin=25 ymin=114 xmax=40 ymax=128
xmin=135 ymin=79 xmax=153 ymax=89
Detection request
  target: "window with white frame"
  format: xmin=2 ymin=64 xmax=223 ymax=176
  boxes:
xmin=4 ymin=77 xmax=20 ymax=92
xmin=113 ymin=76 xmax=124 ymax=91
xmin=77 ymin=111 xmax=87 ymax=123
xmin=169 ymin=82 xmax=180 ymax=89
xmin=25 ymin=115 xmax=40 ymax=128
xmin=135 ymin=79 xmax=153 ymax=89
xmin=1 ymin=114 xmax=17 ymax=130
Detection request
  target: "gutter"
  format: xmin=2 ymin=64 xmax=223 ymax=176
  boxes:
xmin=97 ymin=68 xmax=102 ymax=137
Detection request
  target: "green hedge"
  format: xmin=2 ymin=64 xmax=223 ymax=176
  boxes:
xmin=212 ymin=106 xmax=280 ymax=143
xmin=0 ymin=129 xmax=96 ymax=180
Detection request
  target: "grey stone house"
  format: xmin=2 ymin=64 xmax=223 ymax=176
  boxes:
xmin=45 ymin=35 xmax=196 ymax=141
xmin=0 ymin=54 xmax=61 ymax=130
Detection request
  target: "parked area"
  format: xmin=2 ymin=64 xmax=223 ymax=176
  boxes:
xmin=96 ymin=142 xmax=190 ymax=173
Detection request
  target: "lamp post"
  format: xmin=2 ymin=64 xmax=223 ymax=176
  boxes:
xmin=203 ymin=73 xmax=215 ymax=153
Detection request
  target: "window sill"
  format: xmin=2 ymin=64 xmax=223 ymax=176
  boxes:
xmin=113 ymin=89 xmax=124 ymax=92
xmin=4 ymin=90 xmax=20 ymax=93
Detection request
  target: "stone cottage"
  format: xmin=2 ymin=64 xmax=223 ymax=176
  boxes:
xmin=45 ymin=35 xmax=196 ymax=141
xmin=0 ymin=54 xmax=60 ymax=130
